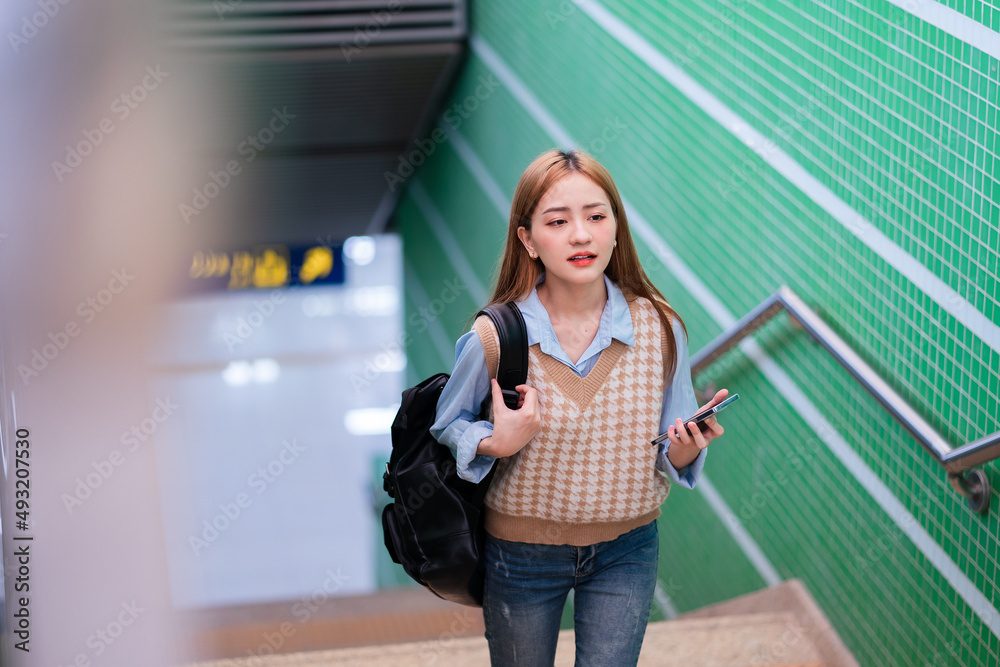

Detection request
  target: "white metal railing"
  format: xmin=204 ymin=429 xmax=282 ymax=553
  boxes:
xmin=690 ymin=286 xmax=996 ymax=514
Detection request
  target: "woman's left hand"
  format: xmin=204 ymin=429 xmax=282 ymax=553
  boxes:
xmin=665 ymin=388 xmax=728 ymax=468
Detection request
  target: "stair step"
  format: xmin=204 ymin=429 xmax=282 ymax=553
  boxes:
xmin=189 ymin=612 xmax=823 ymax=666
xmin=680 ymin=580 xmax=858 ymax=667
xmin=177 ymin=587 xmax=485 ymax=662
xmin=184 ymin=579 xmax=858 ymax=666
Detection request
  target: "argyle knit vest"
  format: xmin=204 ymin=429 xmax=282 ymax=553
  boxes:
xmin=474 ymin=296 xmax=671 ymax=546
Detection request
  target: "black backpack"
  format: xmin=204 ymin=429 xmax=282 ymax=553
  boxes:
xmin=381 ymin=302 xmax=528 ymax=607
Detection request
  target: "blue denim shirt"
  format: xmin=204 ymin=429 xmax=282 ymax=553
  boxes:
xmin=429 ymin=273 xmax=706 ymax=486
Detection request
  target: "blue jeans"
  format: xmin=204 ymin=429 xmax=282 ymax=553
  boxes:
xmin=482 ymin=521 xmax=659 ymax=667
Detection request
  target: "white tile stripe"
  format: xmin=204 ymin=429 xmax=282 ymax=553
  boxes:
xmin=470 ymin=34 xmax=781 ymax=589
xmin=408 ymin=178 xmax=488 ymax=305
xmin=571 ymin=0 xmax=1000 ymax=359
xmin=627 ymin=213 xmax=737 ymax=329
xmin=742 ymin=336 xmax=1000 ymax=639
xmin=402 ymin=259 xmax=456 ymax=367
xmin=698 ymin=477 xmax=784 ymax=587
xmin=654 ymin=580 xmax=680 ymax=619
xmin=886 ymin=0 xmax=1000 ymax=60
xmin=468 ymin=32 xmax=1000 ymax=638
xmin=440 ymin=123 xmax=511 ymax=221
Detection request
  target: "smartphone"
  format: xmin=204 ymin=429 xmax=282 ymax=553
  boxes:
xmin=650 ymin=393 xmax=740 ymax=446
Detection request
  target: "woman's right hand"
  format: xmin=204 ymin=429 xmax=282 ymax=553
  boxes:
xmin=476 ymin=379 xmax=541 ymax=458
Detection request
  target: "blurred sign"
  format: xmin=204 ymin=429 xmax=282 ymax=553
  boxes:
xmin=187 ymin=245 xmax=344 ymax=291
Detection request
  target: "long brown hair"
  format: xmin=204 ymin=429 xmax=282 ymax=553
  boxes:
xmin=485 ymin=148 xmax=686 ymax=380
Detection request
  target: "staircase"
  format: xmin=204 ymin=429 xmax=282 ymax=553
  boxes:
xmin=186 ymin=580 xmax=857 ymax=666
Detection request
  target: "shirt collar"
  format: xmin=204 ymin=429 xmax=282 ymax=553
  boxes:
xmin=516 ymin=272 xmax=635 ymax=362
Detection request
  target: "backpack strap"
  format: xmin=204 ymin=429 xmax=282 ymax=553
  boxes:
xmin=473 ymin=302 xmax=528 ymax=412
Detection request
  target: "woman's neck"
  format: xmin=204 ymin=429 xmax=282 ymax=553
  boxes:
xmin=536 ymin=275 xmax=608 ymax=323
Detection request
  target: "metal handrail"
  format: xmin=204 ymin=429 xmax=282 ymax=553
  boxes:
xmin=690 ymin=286 xmax=997 ymax=514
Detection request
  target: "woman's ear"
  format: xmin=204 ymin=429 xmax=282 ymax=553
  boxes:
xmin=516 ymin=226 xmax=535 ymax=259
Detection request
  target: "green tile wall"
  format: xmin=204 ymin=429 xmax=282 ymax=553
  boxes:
xmin=394 ymin=1 xmax=1000 ymax=664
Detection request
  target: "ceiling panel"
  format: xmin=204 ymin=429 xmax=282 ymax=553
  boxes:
xmin=164 ymin=1 xmax=466 ymax=249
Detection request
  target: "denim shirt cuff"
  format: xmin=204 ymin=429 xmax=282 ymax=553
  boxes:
xmin=457 ymin=421 xmax=497 ymax=483
xmin=657 ymin=442 xmax=707 ymax=489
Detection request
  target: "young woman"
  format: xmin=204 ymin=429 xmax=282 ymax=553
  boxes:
xmin=430 ymin=149 xmax=728 ymax=666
